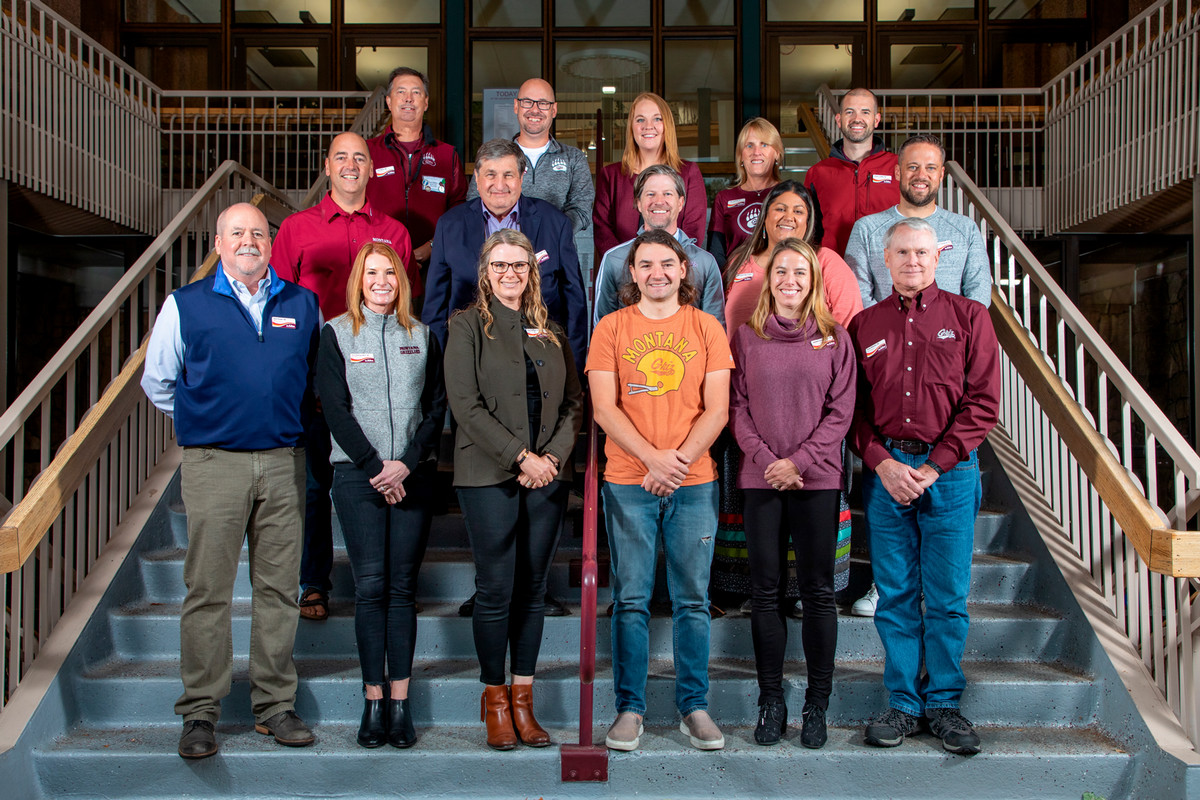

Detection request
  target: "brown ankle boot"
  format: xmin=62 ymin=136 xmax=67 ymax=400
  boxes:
xmin=510 ymin=683 xmax=550 ymax=747
xmin=480 ymin=685 xmax=517 ymax=750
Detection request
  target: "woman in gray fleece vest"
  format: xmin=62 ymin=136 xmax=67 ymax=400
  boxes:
xmin=316 ymin=242 xmax=446 ymax=749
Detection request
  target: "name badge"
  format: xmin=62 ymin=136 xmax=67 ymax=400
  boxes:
xmin=727 ymin=198 xmax=746 ymax=208
xmin=374 ymin=166 xmax=395 ymax=177
xmin=810 ymin=336 xmax=835 ymax=350
xmin=525 ymin=327 xmax=548 ymax=339
xmin=349 ymin=353 xmax=376 ymax=363
xmin=936 ymin=240 xmax=954 ymax=253
xmin=733 ymin=272 xmax=753 ymax=283
xmin=421 ymin=175 xmax=446 ymax=194
xmin=534 ymin=249 xmax=550 ymax=265
xmin=870 ymin=174 xmax=893 ymax=183
xmin=865 ymin=338 xmax=887 ymax=358
xmin=270 ymin=316 xmax=296 ymax=329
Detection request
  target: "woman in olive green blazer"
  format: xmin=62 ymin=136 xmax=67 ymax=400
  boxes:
xmin=443 ymin=229 xmax=583 ymax=751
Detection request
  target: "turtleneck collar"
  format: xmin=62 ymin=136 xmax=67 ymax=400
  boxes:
xmin=763 ymin=312 xmax=817 ymax=341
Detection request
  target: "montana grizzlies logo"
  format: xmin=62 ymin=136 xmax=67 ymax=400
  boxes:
xmin=738 ymin=204 xmax=761 ymax=235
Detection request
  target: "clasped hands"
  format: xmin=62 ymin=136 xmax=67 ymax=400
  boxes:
xmin=371 ymin=460 xmax=411 ymax=505
xmin=517 ymin=451 xmax=559 ymax=489
xmin=876 ymin=458 xmax=939 ymax=505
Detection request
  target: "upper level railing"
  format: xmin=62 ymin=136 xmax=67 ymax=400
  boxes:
xmin=0 ymin=163 xmax=296 ymax=708
xmin=943 ymin=160 xmax=1200 ymax=748
xmin=1 ymin=0 xmax=161 ymax=233
xmin=1044 ymin=0 xmax=1200 ymax=230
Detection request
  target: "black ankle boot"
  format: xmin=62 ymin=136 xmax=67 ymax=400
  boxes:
xmin=358 ymin=697 xmax=386 ymax=748
xmin=388 ymin=698 xmax=417 ymax=748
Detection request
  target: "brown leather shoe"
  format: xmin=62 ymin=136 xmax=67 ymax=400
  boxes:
xmin=480 ymin=685 xmax=517 ymax=750
xmin=510 ymin=683 xmax=550 ymax=747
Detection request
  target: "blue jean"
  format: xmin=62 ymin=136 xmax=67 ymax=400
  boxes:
xmin=863 ymin=447 xmax=981 ymax=716
xmin=603 ymin=481 xmax=717 ymax=717
xmin=300 ymin=408 xmax=333 ymax=593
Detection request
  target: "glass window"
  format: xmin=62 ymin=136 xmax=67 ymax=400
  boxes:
xmin=997 ymin=40 xmax=1078 ymax=86
xmin=233 ymin=0 xmax=330 ymax=25
xmin=345 ymin=0 xmax=439 ymax=25
xmin=470 ymin=41 xmax=543 ymax=153
xmin=473 ymin=1 xmax=541 ymax=26
xmin=767 ymin=0 xmax=863 ymax=22
xmin=132 ymin=45 xmax=213 ymax=89
xmin=555 ymin=40 xmax=651 ymax=164
xmin=125 ymin=0 xmax=220 ymax=23
xmin=244 ymin=44 xmax=321 ymax=89
xmin=663 ymin=40 xmax=735 ymax=163
xmin=888 ymin=41 xmax=968 ymax=88
xmin=664 ymin=0 xmax=734 ymax=26
xmin=777 ymin=42 xmax=854 ymax=135
xmin=877 ymin=0 xmax=975 ymax=21
xmin=354 ymin=46 xmax=428 ymax=93
xmin=555 ymin=0 xmax=650 ymax=27
xmin=991 ymin=0 xmax=1086 ymax=19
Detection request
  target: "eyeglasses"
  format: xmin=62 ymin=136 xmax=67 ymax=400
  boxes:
xmin=489 ymin=261 xmax=531 ymax=275
xmin=516 ymin=98 xmax=555 ymax=110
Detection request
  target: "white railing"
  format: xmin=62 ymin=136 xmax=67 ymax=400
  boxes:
xmin=1044 ymin=0 xmax=1200 ymax=231
xmin=815 ymin=85 xmax=1045 ymax=232
xmin=1 ymin=0 xmax=161 ymax=233
xmin=942 ymin=160 xmax=1200 ymax=747
xmin=0 ymin=163 xmax=297 ymax=708
xmin=299 ymin=84 xmax=390 ymax=210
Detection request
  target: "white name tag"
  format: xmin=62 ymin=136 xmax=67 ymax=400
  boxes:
xmin=421 ymin=175 xmax=446 ymax=193
xmin=375 ymin=166 xmax=395 ymax=177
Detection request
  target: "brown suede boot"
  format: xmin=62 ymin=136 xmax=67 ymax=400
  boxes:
xmin=510 ymin=683 xmax=550 ymax=747
xmin=480 ymin=685 xmax=518 ymax=750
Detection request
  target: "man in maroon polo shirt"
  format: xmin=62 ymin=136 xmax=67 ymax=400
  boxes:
xmin=366 ymin=66 xmax=467 ymax=270
xmin=848 ymin=217 xmax=999 ymax=756
xmin=272 ymin=130 xmax=419 ymax=621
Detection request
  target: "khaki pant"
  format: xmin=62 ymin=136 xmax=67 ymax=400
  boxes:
xmin=175 ymin=446 xmax=305 ymax=724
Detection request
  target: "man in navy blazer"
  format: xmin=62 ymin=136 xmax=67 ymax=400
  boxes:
xmin=425 ymin=138 xmax=587 ymax=371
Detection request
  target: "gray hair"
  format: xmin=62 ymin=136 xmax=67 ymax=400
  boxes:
xmin=385 ymin=66 xmax=429 ymax=97
xmin=883 ymin=217 xmax=937 ymax=250
xmin=633 ymin=163 xmax=686 ymax=200
xmin=475 ymin=138 xmax=529 ymax=174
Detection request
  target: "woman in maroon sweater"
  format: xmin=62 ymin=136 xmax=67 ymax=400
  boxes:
xmin=728 ymin=237 xmax=856 ymax=750
xmin=592 ymin=92 xmax=707 ymax=258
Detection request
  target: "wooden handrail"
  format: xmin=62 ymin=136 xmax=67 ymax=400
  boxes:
xmin=0 ymin=192 xmax=293 ymax=574
xmin=797 ymin=102 xmax=830 ymax=160
xmin=300 ymin=84 xmax=389 ymax=211
xmin=990 ymin=289 xmax=1200 ymax=577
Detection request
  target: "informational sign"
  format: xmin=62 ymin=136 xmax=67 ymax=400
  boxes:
xmin=482 ymin=88 xmax=520 ymax=142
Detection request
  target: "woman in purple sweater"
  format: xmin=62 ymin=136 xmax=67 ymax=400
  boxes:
xmin=729 ymin=237 xmax=856 ymax=750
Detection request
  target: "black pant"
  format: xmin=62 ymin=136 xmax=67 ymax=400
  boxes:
xmin=744 ymin=488 xmax=839 ymax=708
xmin=457 ymin=481 xmax=567 ymax=686
xmin=331 ymin=464 xmax=431 ymax=685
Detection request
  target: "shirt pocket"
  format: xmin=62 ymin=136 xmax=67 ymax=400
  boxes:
xmin=923 ymin=338 xmax=965 ymax=386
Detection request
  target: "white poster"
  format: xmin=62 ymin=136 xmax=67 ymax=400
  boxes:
xmin=482 ymin=88 xmax=520 ymax=142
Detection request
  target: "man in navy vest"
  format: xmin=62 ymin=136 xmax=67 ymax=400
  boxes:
xmin=142 ymin=202 xmax=321 ymax=760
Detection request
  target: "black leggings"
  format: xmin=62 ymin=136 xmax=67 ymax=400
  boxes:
xmin=457 ymin=480 xmax=567 ymax=686
xmin=743 ymin=488 xmax=839 ymax=708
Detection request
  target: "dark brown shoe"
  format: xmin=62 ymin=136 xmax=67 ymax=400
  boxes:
xmin=480 ymin=685 xmax=517 ymax=750
xmin=255 ymin=710 xmax=315 ymax=747
xmin=509 ymin=683 xmax=550 ymax=747
xmin=178 ymin=719 xmax=217 ymax=759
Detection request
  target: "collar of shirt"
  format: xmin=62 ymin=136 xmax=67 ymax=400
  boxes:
xmin=222 ymin=269 xmax=272 ymax=333
xmin=483 ymin=204 xmax=520 ymax=237
xmin=889 ymin=281 xmax=942 ymax=314
xmin=633 ymin=225 xmax=695 ymax=248
xmin=320 ymin=192 xmax=371 ymax=224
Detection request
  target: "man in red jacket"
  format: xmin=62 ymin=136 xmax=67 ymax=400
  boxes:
xmin=805 ymin=88 xmax=900 ymax=257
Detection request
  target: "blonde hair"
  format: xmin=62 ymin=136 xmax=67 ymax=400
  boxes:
xmin=748 ymin=238 xmax=838 ymax=344
xmin=620 ymin=92 xmax=682 ymax=177
xmin=468 ymin=229 xmax=560 ymax=348
xmin=734 ymin=117 xmax=784 ymax=187
xmin=344 ymin=241 xmax=416 ymax=336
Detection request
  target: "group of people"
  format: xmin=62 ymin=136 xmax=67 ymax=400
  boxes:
xmin=140 ymin=71 xmax=1000 ymax=764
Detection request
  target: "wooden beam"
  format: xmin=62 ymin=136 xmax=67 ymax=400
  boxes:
xmin=797 ymin=102 xmax=830 ymax=161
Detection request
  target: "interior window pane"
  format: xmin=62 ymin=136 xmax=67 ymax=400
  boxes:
xmin=473 ymin=1 xmax=541 ymax=26
xmin=767 ymin=0 xmax=863 ymax=22
xmin=663 ymin=40 xmax=735 ymax=163
xmin=664 ymin=0 xmax=734 ymax=26
xmin=233 ymin=0 xmax=330 ymax=25
xmin=132 ymin=45 xmax=211 ymax=89
xmin=126 ymin=0 xmax=220 ymax=23
xmin=354 ymin=47 xmax=428 ymax=93
xmin=470 ymin=41 xmax=543 ymax=154
xmin=777 ymin=42 xmax=854 ymax=135
xmin=345 ymin=0 xmax=439 ymax=25
xmin=555 ymin=40 xmax=651 ymax=165
xmin=991 ymin=0 xmax=1086 ymax=19
xmin=889 ymin=41 xmax=967 ymax=88
xmin=998 ymin=40 xmax=1078 ymax=86
xmin=877 ymin=0 xmax=976 ymax=21
xmin=245 ymin=44 xmax=320 ymax=89
xmin=555 ymin=0 xmax=650 ymax=27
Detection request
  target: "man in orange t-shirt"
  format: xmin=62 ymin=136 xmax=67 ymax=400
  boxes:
xmin=586 ymin=229 xmax=733 ymax=754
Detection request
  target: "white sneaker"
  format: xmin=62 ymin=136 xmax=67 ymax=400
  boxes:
xmin=680 ymin=710 xmax=725 ymax=750
xmin=605 ymin=712 xmax=643 ymax=751
xmin=851 ymin=583 xmax=879 ymax=617
xmin=739 ymin=598 xmax=753 ymax=615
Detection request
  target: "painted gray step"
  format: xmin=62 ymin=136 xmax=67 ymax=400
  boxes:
xmin=32 ymin=723 xmax=1134 ymax=800
xmin=137 ymin=547 xmax=1031 ymax=605
xmin=107 ymin=601 xmax=1068 ymax=665
xmin=73 ymin=656 xmax=1097 ymax=728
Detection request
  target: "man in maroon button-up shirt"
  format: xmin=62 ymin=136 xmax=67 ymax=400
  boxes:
xmin=848 ymin=217 xmax=999 ymax=756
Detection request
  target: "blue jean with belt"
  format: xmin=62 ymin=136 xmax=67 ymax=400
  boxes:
xmin=862 ymin=447 xmax=981 ymax=716
xmin=603 ymin=481 xmax=717 ymax=718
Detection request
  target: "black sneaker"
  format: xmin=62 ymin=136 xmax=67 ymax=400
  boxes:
xmin=799 ymin=702 xmax=827 ymax=749
xmin=925 ymin=708 xmax=981 ymax=754
xmin=753 ymin=701 xmax=787 ymax=745
xmin=864 ymin=708 xmax=921 ymax=747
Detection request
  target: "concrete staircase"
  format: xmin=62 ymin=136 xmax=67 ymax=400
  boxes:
xmin=6 ymin=442 xmax=1190 ymax=798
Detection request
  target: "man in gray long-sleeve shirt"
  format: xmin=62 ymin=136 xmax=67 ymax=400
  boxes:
xmin=843 ymin=134 xmax=991 ymax=309
xmin=467 ymin=78 xmax=594 ymax=234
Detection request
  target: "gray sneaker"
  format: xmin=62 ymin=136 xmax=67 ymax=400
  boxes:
xmin=925 ymin=708 xmax=981 ymax=755
xmin=605 ymin=711 xmax=643 ymax=751
xmin=864 ymin=707 xmax=921 ymax=747
xmin=680 ymin=709 xmax=725 ymax=750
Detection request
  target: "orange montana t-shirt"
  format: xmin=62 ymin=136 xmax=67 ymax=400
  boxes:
xmin=585 ymin=303 xmax=733 ymax=486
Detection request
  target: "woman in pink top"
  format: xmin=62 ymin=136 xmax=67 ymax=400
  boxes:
xmin=592 ymin=93 xmax=707 ymax=258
